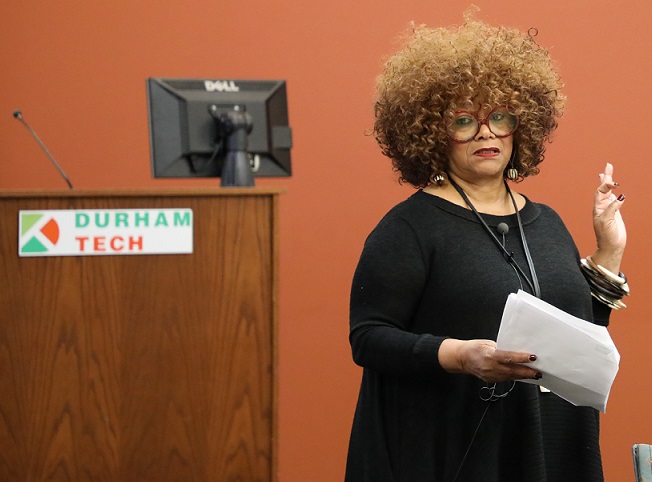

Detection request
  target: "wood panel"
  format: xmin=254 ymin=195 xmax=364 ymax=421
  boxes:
xmin=0 ymin=190 xmax=280 ymax=481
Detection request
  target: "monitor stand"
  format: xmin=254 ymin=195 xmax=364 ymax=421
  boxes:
xmin=210 ymin=106 xmax=254 ymax=187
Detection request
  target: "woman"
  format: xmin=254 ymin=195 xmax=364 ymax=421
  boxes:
xmin=346 ymin=18 xmax=627 ymax=482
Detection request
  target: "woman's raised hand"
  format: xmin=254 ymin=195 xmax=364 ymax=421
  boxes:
xmin=592 ymin=163 xmax=626 ymax=273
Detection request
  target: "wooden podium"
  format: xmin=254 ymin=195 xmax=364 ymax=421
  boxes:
xmin=0 ymin=188 xmax=281 ymax=482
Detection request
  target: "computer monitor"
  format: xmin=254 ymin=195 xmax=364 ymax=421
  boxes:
xmin=146 ymin=78 xmax=292 ymax=186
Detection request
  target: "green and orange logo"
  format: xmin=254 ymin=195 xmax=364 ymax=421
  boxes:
xmin=20 ymin=213 xmax=60 ymax=253
xmin=18 ymin=208 xmax=193 ymax=257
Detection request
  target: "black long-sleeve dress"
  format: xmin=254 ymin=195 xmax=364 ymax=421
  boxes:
xmin=345 ymin=190 xmax=610 ymax=481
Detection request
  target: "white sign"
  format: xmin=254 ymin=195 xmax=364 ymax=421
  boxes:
xmin=19 ymin=209 xmax=193 ymax=257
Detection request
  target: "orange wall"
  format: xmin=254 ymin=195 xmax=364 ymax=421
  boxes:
xmin=1 ymin=2 xmax=650 ymax=480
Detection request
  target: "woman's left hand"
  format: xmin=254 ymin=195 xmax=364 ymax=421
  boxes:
xmin=592 ymin=162 xmax=626 ymax=273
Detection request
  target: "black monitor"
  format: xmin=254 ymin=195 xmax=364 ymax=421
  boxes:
xmin=146 ymin=78 xmax=292 ymax=186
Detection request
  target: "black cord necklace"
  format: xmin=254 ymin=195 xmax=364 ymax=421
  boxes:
xmin=448 ymin=177 xmax=541 ymax=482
xmin=448 ymin=177 xmax=541 ymax=298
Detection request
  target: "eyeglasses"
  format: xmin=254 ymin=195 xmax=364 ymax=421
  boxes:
xmin=446 ymin=106 xmax=519 ymax=143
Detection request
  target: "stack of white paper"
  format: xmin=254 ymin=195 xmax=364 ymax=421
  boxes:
xmin=496 ymin=290 xmax=620 ymax=412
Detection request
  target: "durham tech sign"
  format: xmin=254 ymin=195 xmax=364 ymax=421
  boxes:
xmin=19 ymin=209 xmax=193 ymax=257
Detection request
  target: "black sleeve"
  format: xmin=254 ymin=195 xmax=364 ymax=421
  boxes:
xmin=349 ymin=214 xmax=447 ymax=376
xmin=591 ymin=298 xmax=612 ymax=327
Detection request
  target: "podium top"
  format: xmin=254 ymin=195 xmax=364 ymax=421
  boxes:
xmin=0 ymin=187 xmax=285 ymax=199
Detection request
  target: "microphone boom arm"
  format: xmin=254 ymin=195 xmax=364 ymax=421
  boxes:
xmin=13 ymin=110 xmax=74 ymax=189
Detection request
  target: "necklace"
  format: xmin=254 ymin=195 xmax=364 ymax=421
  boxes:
xmin=448 ymin=178 xmax=541 ymax=298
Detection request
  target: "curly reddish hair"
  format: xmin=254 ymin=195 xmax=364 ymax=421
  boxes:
xmin=373 ymin=18 xmax=566 ymax=187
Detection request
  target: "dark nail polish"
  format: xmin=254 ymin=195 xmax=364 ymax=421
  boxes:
xmin=534 ymin=372 xmax=543 ymax=380
xmin=529 ymin=354 xmax=537 ymax=362
xmin=617 ymin=194 xmax=625 ymax=201
xmin=613 ymin=182 xmax=620 ymax=187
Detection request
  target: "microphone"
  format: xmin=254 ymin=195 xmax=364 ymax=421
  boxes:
xmin=13 ymin=110 xmax=74 ymax=189
xmin=497 ymin=223 xmax=513 ymax=261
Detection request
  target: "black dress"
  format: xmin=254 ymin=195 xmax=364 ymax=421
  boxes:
xmin=345 ymin=190 xmax=609 ymax=481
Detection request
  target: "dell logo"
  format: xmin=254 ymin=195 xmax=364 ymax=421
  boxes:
xmin=204 ymin=80 xmax=240 ymax=92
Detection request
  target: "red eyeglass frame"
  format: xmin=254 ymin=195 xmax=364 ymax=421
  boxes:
xmin=446 ymin=106 xmax=519 ymax=143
